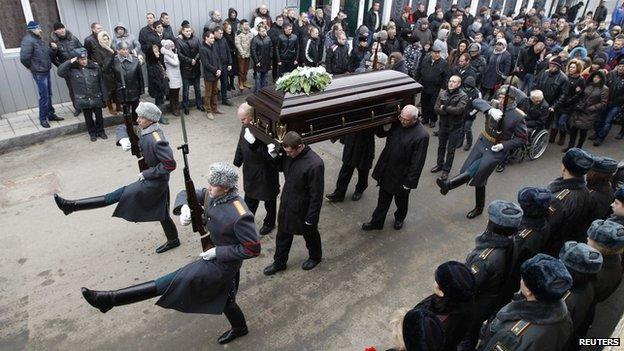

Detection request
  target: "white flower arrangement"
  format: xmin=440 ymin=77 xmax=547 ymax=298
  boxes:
xmin=275 ymin=66 xmax=333 ymax=95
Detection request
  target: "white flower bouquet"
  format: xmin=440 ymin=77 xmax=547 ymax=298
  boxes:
xmin=275 ymin=66 xmax=333 ymax=95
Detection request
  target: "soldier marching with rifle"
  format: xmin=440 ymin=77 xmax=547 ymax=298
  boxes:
xmin=53 ymin=102 xmax=181 ymax=254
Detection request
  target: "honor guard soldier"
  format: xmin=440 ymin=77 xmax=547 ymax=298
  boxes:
xmin=587 ymin=219 xmax=624 ymax=303
xmin=559 ymin=242 xmax=603 ymax=350
xmin=233 ymin=103 xmax=280 ymax=235
xmin=54 ymin=102 xmax=180 ymax=253
xmin=81 ymin=163 xmax=261 ymax=345
xmin=587 ymin=156 xmax=618 ymax=221
xmin=477 ymin=254 xmax=573 ymax=351
xmin=544 ymin=148 xmax=594 ymax=256
xmin=437 ymin=85 xmax=528 ymax=219
xmin=461 ymin=200 xmax=523 ymax=350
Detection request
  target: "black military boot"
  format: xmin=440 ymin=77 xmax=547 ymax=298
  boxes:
xmin=325 ymin=191 xmax=345 ymax=202
xmin=54 ymin=194 xmax=108 ymax=215
xmin=81 ymin=281 xmax=159 ymax=313
xmin=437 ymin=172 xmax=471 ymax=195
xmin=466 ymin=186 xmax=485 ymax=219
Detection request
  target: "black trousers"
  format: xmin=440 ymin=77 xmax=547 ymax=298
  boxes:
xmin=83 ymin=108 xmax=104 ymax=136
xmin=244 ymin=195 xmax=277 ymax=227
xmin=274 ymin=227 xmax=322 ymax=265
xmin=567 ymin=127 xmax=588 ymax=149
xmin=122 ymin=101 xmax=139 ymax=121
xmin=223 ymin=272 xmax=247 ymax=330
xmin=334 ymin=163 xmax=370 ymax=196
xmin=64 ymin=77 xmax=78 ymax=110
xmin=421 ymin=91 xmax=439 ymax=124
xmin=278 ymin=61 xmax=296 ymax=77
xmin=370 ymin=186 xmax=410 ymax=225
xmin=437 ymin=118 xmax=464 ymax=172
xmin=160 ymin=214 xmax=179 ymax=241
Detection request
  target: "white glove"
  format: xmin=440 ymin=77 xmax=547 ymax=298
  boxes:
xmin=119 ymin=137 xmax=131 ymax=151
xmin=267 ymin=143 xmax=278 ymax=158
xmin=488 ymin=108 xmax=503 ymax=121
xmin=491 ymin=143 xmax=504 ymax=152
xmin=383 ymin=123 xmax=392 ymax=131
xmin=179 ymin=204 xmax=192 ymax=226
xmin=402 ymin=185 xmax=411 ymax=190
xmin=137 ymin=172 xmax=145 ymax=181
xmin=199 ymin=247 xmax=217 ymax=260
xmin=244 ymin=128 xmax=256 ymax=144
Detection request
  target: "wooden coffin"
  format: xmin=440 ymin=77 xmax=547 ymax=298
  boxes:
xmin=245 ymin=70 xmax=422 ymax=145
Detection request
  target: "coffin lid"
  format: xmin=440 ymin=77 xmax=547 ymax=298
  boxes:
xmin=246 ymin=70 xmax=421 ymax=121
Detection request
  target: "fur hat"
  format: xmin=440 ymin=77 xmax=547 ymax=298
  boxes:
xmin=135 ymin=101 xmax=162 ymax=122
xmin=206 ymin=162 xmax=239 ymax=189
xmin=403 ymin=308 xmax=446 ymax=351
xmin=521 ymin=254 xmax=572 ymax=302
xmin=591 ymin=156 xmax=618 ymax=174
xmin=616 ymin=187 xmax=624 ymax=202
xmin=374 ymin=30 xmax=388 ymax=43
xmin=487 ymin=200 xmax=523 ymax=228
xmin=375 ymin=52 xmax=388 ymax=65
xmin=562 ymin=148 xmax=594 ymax=176
xmin=587 ymin=219 xmax=624 ymax=250
xmin=468 ymin=42 xmax=481 ymax=53
xmin=435 ymin=261 xmax=476 ymax=301
xmin=559 ymin=241 xmax=603 ymax=274
xmin=517 ymin=187 xmax=552 ymax=217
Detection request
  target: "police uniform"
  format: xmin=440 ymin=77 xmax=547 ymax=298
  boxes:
xmin=588 ymin=156 xmax=618 ymax=221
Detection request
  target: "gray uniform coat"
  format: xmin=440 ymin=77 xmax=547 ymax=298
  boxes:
xmin=233 ymin=127 xmax=280 ymax=201
xmin=594 ymin=254 xmax=623 ymax=303
xmin=114 ymin=123 xmax=176 ymax=222
xmin=163 ymin=190 xmax=260 ymax=314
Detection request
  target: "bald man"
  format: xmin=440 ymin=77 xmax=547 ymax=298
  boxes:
xmin=233 ymin=103 xmax=280 ymax=235
xmin=363 ymin=105 xmax=430 ymax=231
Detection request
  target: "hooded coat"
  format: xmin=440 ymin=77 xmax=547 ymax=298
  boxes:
xmin=112 ymin=23 xmax=142 ymax=55
xmin=93 ymin=31 xmax=117 ymax=95
xmin=413 ymin=19 xmax=434 ymax=45
xmin=161 ymin=44 xmax=182 ymax=89
xmin=482 ymin=42 xmax=511 ymax=90
xmin=570 ymin=70 xmax=609 ymax=130
xmin=224 ymin=8 xmax=240 ymax=34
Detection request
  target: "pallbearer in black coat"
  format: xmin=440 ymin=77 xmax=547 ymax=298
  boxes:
xmin=263 ymin=132 xmax=325 ymax=275
xmin=233 ymin=103 xmax=280 ymax=235
xmin=53 ymin=102 xmax=180 ymax=253
xmin=81 ymin=163 xmax=261 ymax=345
xmin=362 ymin=105 xmax=429 ymax=231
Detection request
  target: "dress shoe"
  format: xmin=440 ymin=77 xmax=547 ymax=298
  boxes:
xmin=430 ymin=165 xmax=442 ymax=173
xmin=351 ymin=192 xmax=363 ymax=201
xmin=301 ymin=258 xmax=321 ymax=270
xmin=48 ymin=115 xmax=64 ymax=121
xmin=259 ymin=224 xmax=274 ymax=235
xmin=433 ymin=130 xmax=439 ymax=137
xmin=222 ymin=100 xmax=233 ymax=106
xmin=73 ymin=108 xmax=82 ymax=117
xmin=218 ymin=327 xmax=249 ymax=344
xmin=466 ymin=207 xmax=483 ymax=219
xmin=325 ymin=192 xmax=344 ymax=202
xmin=98 ymin=131 xmax=108 ymax=140
xmin=206 ymin=112 xmax=215 ymax=120
xmin=197 ymin=105 xmax=205 ymax=112
xmin=155 ymin=238 xmax=180 ymax=253
xmin=362 ymin=222 xmax=383 ymax=231
xmin=393 ymin=220 xmax=404 ymax=230
xmin=263 ymin=262 xmax=287 ymax=276
xmin=439 ymin=171 xmax=449 ymax=180
xmin=184 ymin=108 xmax=190 ymax=115
xmin=90 ymin=134 xmax=97 ymax=142
xmin=41 ymin=121 xmax=51 ymax=128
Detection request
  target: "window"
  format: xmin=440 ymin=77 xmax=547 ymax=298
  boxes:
xmin=0 ymin=0 xmax=60 ymax=54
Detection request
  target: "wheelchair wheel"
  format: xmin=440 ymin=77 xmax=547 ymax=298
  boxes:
xmin=529 ymin=129 xmax=549 ymax=160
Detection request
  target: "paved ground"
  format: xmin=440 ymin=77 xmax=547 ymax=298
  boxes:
xmin=1 ymin=92 xmax=624 ymax=351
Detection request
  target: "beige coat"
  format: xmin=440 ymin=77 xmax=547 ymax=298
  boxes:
xmin=235 ymin=30 xmax=254 ymax=58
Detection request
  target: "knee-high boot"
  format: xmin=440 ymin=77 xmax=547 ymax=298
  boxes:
xmin=81 ymin=281 xmax=159 ymax=313
xmin=467 ymin=186 xmax=485 ymax=219
xmin=437 ymin=172 xmax=471 ymax=195
xmin=54 ymin=194 xmax=108 ymax=215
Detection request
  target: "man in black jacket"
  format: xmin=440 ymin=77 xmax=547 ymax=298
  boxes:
xmin=276 ymin=23 xmax=299 ymax=77
xmin=84 ymin=22 xmax=104 ymax=61
xmin=113 ymin=42 xmax=144 ymax=130
xmin=213 ymin=27 xmax=233 ymax=106
xmin=50 ymin=22 xmax=83 ymax=116
xmin=364 ymin=2 xmax=382 ymax=43
xmin=263 ymin=132 xmax=324 ymax=275
xmin=517 ymin=39 xmax=543 ymax=93
xmin=138 ymin=13 xmax=156 ymax=52
xmin=593 ymin=61 xmax=624 ymax=144
xmin=534 ymin=57 xmax=569 ymax=142
xmin=363 ymin=105 xmax=429 ymax=231
xmin=159 ymin=12 xmax=175 ymax=41
xmin=176 ymin=24 xmax=204 ymax=115
xmin=326 ymin=31 xmax=350 ymax=74
xmin=416 ymin=43 xmax=449 ymax=128
xmin=268 ymin=16 xmax=284 ymax=82
xmin=199 ymin=31 xmax=222 ymax=119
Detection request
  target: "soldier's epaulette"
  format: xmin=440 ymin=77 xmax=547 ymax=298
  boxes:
xmin=232 ymin=200 xmax=247 ymax=216
xmin=152 ymin=131 xmax=161 ymax=142
xmin=510 ymin=319 xmax=532 ymax=336
xmin=518 ymin=229 xmax=532 ymax=239
xmin=563 ymin=290 xmax=572 ymax=302
xmin=479 ymin=247 xmax=495 ymax=260
xmin=515 ymin=108 xmax=526 ymax=116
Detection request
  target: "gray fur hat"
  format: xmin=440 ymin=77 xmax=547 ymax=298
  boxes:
xmin=591 ymin=156 xmax=618 ymax=174
xmin=487 ymin=200 xmax=523 ymax=228
xmin=559 ymin=241 xmax=603 ymax=274
xmin=116 ymin=41 xmax=130 ymax=50
xmin=207 ymin=162 xmax=238 ymax=189
xmin=136 ymin=102 xmax=161 ymax=122
xmin=376 ymin=52 xmax=388 ymax=65
xmin=521 ymin=254 xmax=572 ymax=301
xmin=432 ymin=41 xmax=445 ymax=52
xmin=587 ymin=219 xmax=624 ymax=250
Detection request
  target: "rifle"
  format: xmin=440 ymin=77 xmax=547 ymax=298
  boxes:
xmin=178 ymin=111 xmax=214 ymax=251
xmin=118 ymin=62 xmax=148 ymax=171
xmin=371 ymin=35 xmax=382 ymax=69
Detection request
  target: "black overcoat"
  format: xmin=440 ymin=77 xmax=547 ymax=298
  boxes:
xmin=340 ymin=129 xmax=375 ymax=170
xmin=233 ymin=127 xmax=280 ymax=201
xmin=57 ymin=60 xmax=106 ymax=109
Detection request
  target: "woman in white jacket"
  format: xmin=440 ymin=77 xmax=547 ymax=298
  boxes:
xmin=161 ymin=39 xmax=182 ymax=116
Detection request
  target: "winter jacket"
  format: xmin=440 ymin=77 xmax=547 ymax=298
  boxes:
xmin=92 ymin=32 xmax=117 ymax=94
xmin=518 ymin=97 xmax=550 ymax=130
xmin=204 ymin=11 xmax=223 ymax=33
xmin=382 ymin=36 xmax=404 ymax=55
xmin=50 ymin=30 xmax=83 ymax=66
xmin=252 ymin=8 xmax=273 ymax=29
xmin=434 ymin=88 xmax=468 ymax=122
xmin=225 ymin=8 xmax=240 ymax=34
xmin=176 ymin=34 xmax=202 ymax=79
xmin=482 ymin=50 xmax=511 ymax=90
xmin=534 ymin=68 xmax=569 ymax=110
xmin=83 ymin=33 xmax=100 ymax=61
xmin=304 ymin=37 xmax=322 ymax=66
xmin=559 ymin=74 xmax=586 ymax=114
xmin=57 ymin=60 xmax=106 ymax=109
xmin=325 ymin=43 xmax=350 ymax=74
xmin=571 ymin=71 xmax=609 ymax=130
xmin=403 ymin=43 xmax=423 ymax=78
xmin=413 ymin=23 xmax=433 ymax=45
xmin=606 ymin=70 xmax=624 ymax=108
xmin=235 ymin=30 xmax=254 ymax=58
xmin=199 ymin=42 xmax=222 ymax=82
xmin=146 ymin=53 xmax=168 ymax=98
xmin=112 ymin=23 xmax=142 ymax=56
xmin=161 ymin=46 xmax=182 ymax=89
xmin=214 ymin=37 xmax=232 ymax=67
xmin=580 ymin=31 xmax=604 ymax=57
xmin=251 ymin=35 xmax=273 ymax=73
xmin=469 ymin=54 xmax=487 ymax=87
xmin=233 ymin=127 xmax=280 ymax=201
xmin=594 ymin=5 xmax=608 ymax=24
xmin=20 ymin=32 xmax=52 ymax=73
xmin=515 ymin=45 xmax=540 ymax=77
xmin=417 ymin=55 xmax=450 ymax=94
xmin=112 ymin=54 xmax=144 ymax=103
xmin=277 ymin=33 xmax=299 ymax=63
xmin=364 ymin=9 xmax=382 ymax=33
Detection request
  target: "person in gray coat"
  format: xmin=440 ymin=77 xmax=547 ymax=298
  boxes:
xmin=112 ymin=22 xmax=142 ymax=57
xmin=53 ymin=102 xmax=179 ymax=254
xmin=80 ymin=163 xmax=261 ymax=345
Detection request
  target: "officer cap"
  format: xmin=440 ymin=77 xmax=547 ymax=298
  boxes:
xmin=403 ymin=308 xmax=446 ymax=351
xmin=207 ymin=162 xmax=238 ymax=189
xmin=521 ymin=254 xmax=572 ymax=301
xmin=587 ymin=219 xmax=624 ymax=250
xmin=487 ymin=200 xmax=523 ymax=228
xmin=517 ymin=187 xmax=552 ymax=216
xmin=591 ymin=156 xmax=618 ymax=174
xmin=136 ymin=101 xmax=162 ymax=122
xmin=559 ymin=241 xmax=603 ymax=274
xmin=562 ymin=148 xmax=594 ymax=176
xmin=435 ymin=261 xmax=476 ymax=302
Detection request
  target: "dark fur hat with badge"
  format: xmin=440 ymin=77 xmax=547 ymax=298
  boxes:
xmin=521 ymin=254 xmax=572 ymax=301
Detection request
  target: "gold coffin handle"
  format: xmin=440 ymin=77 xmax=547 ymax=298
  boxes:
xmin=371 ymin=110 xmax=375 ymax=120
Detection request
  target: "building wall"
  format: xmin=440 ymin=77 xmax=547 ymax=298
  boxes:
xmin=0 ymin=0 xmax=296 ymax=115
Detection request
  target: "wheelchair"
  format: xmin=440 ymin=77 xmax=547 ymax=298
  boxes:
xmin=507 ymin=128 xmax=550 ymax=163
